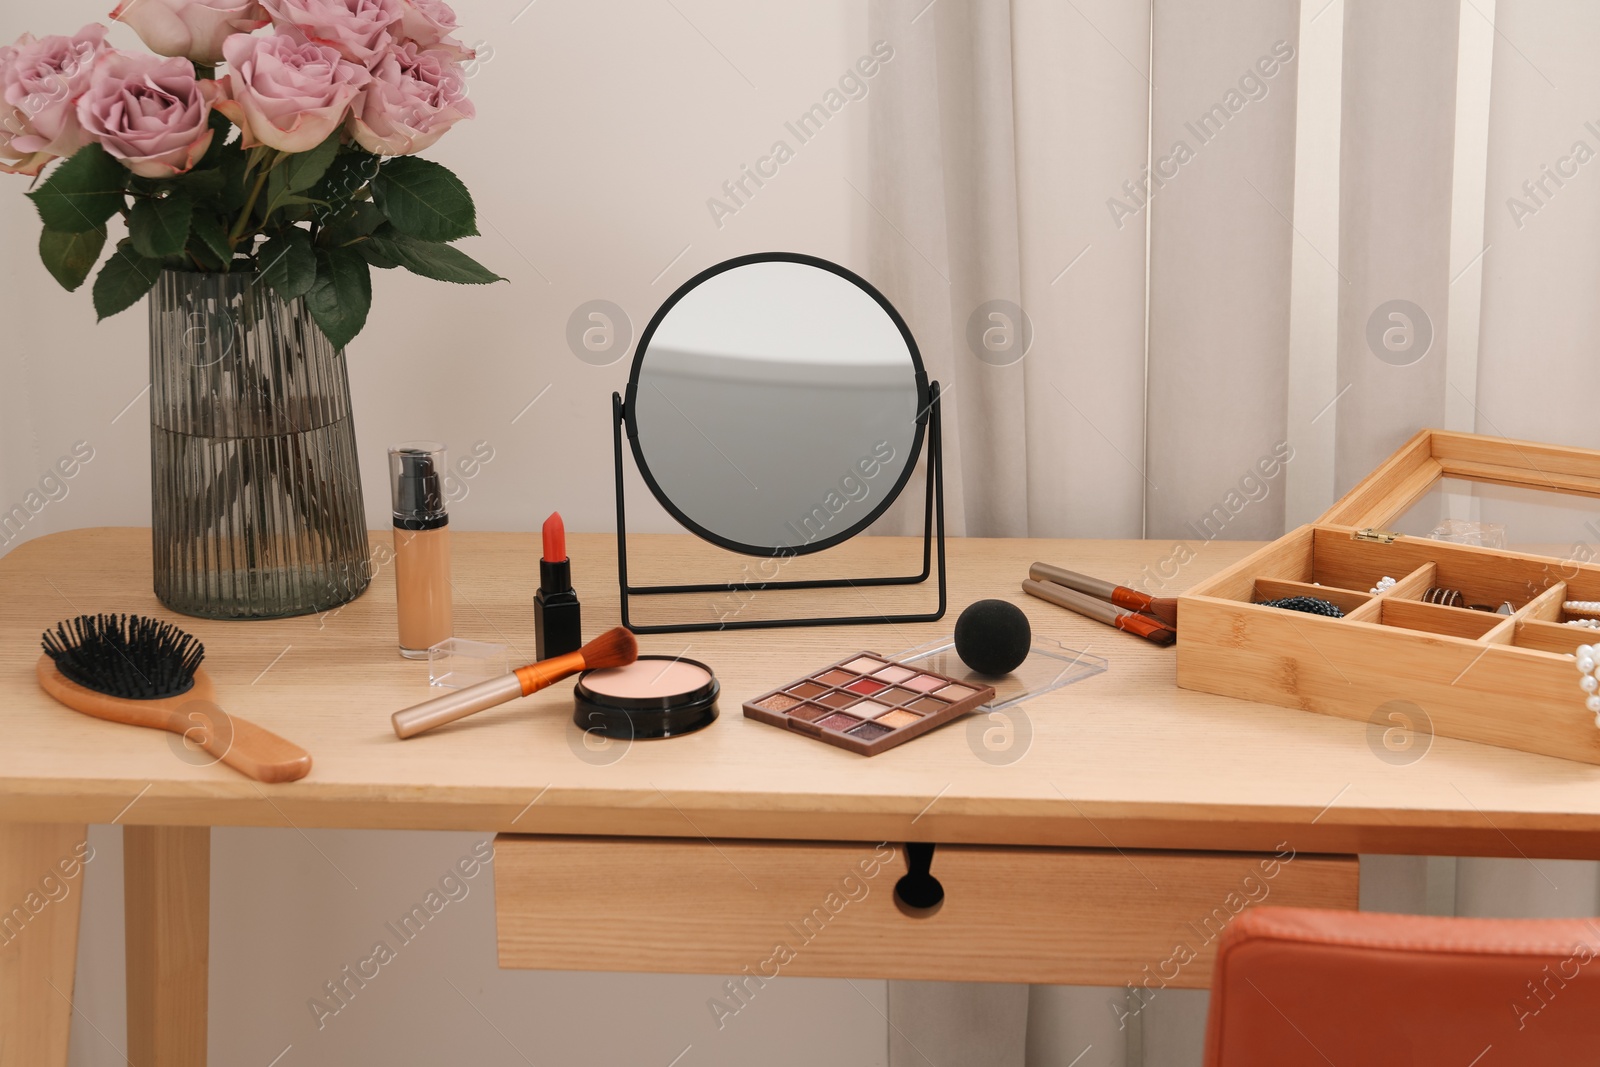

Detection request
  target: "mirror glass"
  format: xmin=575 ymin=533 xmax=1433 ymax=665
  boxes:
xmin=628 ymin=256 xmax=924 ymax=555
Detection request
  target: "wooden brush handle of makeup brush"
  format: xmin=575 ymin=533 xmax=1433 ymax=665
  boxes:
xmin=1022 ymin=580 xmax=1176 ymax=647
xmin=1029 ymin=562 xmax=1177 ymax=626
xmin=393 ymin=650 xmax=588 ymax=739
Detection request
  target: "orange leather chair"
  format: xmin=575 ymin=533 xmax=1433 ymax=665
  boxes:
xmin=1204 ymin=906 xmax=1600 ymax=1065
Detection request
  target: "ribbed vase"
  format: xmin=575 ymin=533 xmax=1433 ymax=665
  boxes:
xmin=149 ymin=270 xmax=371 ymax=619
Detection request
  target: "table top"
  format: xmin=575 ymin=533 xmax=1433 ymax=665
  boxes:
xmin=3 ymin=528 xmax=1598 ymax=859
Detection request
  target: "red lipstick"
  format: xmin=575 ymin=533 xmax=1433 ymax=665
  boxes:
xmin=542 ymin=511 xmax=566 ymax=563
xmin=534 ymin=511 xmax=581 ymax=658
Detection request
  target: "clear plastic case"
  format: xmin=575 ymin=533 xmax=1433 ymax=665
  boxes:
xmin=892 ymin=636 xmax=1107 ymax=711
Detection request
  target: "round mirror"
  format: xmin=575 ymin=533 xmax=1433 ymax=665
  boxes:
xmin=626 ymin=253 xmax=927 ymax=556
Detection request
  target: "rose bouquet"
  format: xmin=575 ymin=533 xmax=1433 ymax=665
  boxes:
xmin=2 ymin=0 xmax=499 ymax=348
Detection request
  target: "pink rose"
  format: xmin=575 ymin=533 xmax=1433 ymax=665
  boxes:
xmin=262 ymin=0 xmax=401 ymax=66
xmin=0 ymin=25 xmax=107 ymax=175
xmin=76 ymin=50 xmax=217 ymax=177
xmin=348 ymin=42 xmax=472 ymax=155
xmin=215 ymin=32 xmax=368 ymax=152
xmin=111 ymin=0 xmax=270 ymax=66
xmin=395 ymin=0 xmax=473 ymax=61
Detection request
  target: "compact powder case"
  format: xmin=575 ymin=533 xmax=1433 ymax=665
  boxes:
xmin=574 ymin=655 xmax=719 ymax=739
xmin=744 ymin=652 xmax=995 ymax=756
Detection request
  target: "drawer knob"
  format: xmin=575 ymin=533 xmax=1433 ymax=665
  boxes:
xmin=893 ymin=842 xmax=944 ymax=918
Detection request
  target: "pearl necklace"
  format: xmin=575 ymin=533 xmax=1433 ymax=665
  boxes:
xmin=1575 ymin=644 xmax=1600 ymax=725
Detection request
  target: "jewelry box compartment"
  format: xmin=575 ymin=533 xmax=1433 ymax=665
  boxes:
xmin=1176 ymin=429 xmax=1600 ymax=765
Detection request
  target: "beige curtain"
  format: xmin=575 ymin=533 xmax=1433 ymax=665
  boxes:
xmin=871 ymin=0 xmax=1600 ymax=1064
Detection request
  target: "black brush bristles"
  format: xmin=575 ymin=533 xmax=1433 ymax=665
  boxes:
xmin=40 ymin=614 xmax=204 ymax=700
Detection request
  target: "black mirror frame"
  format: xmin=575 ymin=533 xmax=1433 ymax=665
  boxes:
xmin=612 ymin=252 xmax=946 ymax=634
xmin=623 ymin=251 xmax=930 ymax=558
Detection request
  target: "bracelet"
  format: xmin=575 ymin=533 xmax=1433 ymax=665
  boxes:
xmin=1423 ymin=587 xmax=1465 ymax=608
xmin=1256 ymin=596 xmax=1345 ymax=618
xmin=1565 ymin=601 xmax=1600 ymax=617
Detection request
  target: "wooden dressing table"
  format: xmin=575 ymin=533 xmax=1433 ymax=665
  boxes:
xmin=4 ymin=528 xmax=1598 ymax=1065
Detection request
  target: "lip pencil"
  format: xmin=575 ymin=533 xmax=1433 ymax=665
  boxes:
xmin=1022 ymin=579 xmax=1177 ymax=647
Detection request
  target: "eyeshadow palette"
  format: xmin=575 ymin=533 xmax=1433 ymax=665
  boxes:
xmin=744 ymin=652 xmax=996 ymax=756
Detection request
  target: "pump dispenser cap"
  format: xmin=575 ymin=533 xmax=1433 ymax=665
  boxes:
xmin=389 ymin=442 xmax=449 ymax=530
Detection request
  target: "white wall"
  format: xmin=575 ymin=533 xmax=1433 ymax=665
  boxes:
xmin=0 ymin=2 xmax=893 ymax=1063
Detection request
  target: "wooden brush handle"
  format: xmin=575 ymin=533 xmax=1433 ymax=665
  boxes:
xmin=36 ymin=658 xmax=312 ymax=784
xmin=393 ymin=650 xmax=590 ymax=740
xmin=1022 ymin=579 xmax=1176 ymax=647
xmin=1029 ymin=562 xmax=1177 ymax=626
xmin=392 ymin=673 xmax=525 ymax=739
xmin=189 ymin=711 xmax=313 ymax=784
xmin=1028 ymin=561 xmax=1151 ymax=610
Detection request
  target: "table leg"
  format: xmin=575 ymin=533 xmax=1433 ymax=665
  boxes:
xmin=124 ymin=826 xmax=209 ymax=1067
xmin=0 ymin=822 xmax=89 ymax=1067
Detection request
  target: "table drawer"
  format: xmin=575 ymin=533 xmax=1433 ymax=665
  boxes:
xmin=494 ymin=835 xmax=1357 ymax=987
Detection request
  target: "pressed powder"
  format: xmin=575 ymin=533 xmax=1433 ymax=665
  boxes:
xmin=574 ymin=655 xmax=719 ymax=739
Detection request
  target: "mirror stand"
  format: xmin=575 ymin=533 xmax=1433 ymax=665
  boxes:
xmin=612 ymin=384 xmax=948 ymax=634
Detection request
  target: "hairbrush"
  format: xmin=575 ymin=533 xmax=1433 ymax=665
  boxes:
xmin=38 ymin=614 xmax=312 ymax=783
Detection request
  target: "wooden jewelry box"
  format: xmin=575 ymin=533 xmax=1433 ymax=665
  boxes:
xmin=1177 ymin=429 xmax=1600 ymax=765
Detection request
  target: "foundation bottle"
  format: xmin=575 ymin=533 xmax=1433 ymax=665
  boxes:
xmin=390 ymin=443 xmax=452 ymax=659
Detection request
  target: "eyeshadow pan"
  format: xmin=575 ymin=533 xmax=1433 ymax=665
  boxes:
xmin=790 ymin=703 xmax=833 ymax=722
xmin=742 ymin=651 xmax=996 ymax=756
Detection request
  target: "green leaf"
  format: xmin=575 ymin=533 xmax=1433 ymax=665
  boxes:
xmin=319 ymin=201 xmax=386 ymax=247
xmin=371 ymin=156 xmax=477 ymax=242
xmin=304 ymin=247 xmax=371 ymax=349
xmin=365 ymin=229 xmax=504 ymax=285
xmin=214 ymin=148 xmax=249 ymax=212
xmin=27 ymin=145 xmax=127 ymax=232
xmin=197 ymin=109 xmax=232 ymax=169
xmin=354 ymin=240 xmax=399 ymax=269
xmin=38 ymin=227 xmax=107 ymax=292
xmin=311 ymin=149 xmax=383 ymax=218
xmin=92 ymin=243 xmax=162 ymax=321
xmin=129 ymin=192 xmax=193 ymax=258
xmin=176 ymin=165 xmax=227 ymax=198
xmin=259 ymin=228 xmax=317 ymax=301
xmin=281 ymin=132 xmax=341 ymax=194
xmin=190 ymin=213 xmax=231 ymax=266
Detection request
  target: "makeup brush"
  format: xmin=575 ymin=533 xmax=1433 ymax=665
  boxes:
xmin=393 ymin=626 xmax=638 ymax=739
xmin=37 ymin=614 xmax=312 ymax=783
xmin=1028 ymin=562 xmax=1179 ymax=627
xmin=1022 ymin=579 xmax=1177 ymax=647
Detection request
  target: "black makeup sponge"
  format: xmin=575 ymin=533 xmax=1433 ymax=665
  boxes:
xmin=954 ymin=599 xmax=1032 ymax=676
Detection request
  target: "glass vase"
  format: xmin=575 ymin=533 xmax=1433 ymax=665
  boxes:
xmin=149 ymin=270 xmax=372 ymax=619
